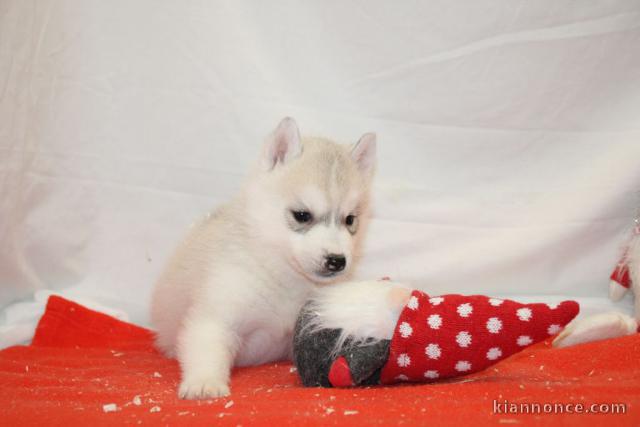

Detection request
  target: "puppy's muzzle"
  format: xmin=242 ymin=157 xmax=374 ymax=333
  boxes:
xmin=324 ymin=254 xmax=346 ymax=273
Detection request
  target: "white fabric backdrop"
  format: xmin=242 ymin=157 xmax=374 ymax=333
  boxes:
xmin=1 ymin=1 xmax=639 ymax=346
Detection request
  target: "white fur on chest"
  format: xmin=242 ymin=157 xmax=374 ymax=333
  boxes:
xmin=197 ymin=253 xmax=313 ymax=367
xmin=232 ymin=281 xmax=312 ymax=367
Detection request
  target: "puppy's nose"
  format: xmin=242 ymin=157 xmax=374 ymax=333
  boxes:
xmin=324 ymin=254 xmax=346 ymax=272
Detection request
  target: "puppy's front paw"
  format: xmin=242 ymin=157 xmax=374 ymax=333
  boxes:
xmin=178 ymin=378 xmax=230 ymax=399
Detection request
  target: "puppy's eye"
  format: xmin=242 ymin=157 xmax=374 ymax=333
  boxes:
xmin=292 ymin=210 xmax=313 ymax=224
xmin=345 ymin=214 xmax=358 ymax=233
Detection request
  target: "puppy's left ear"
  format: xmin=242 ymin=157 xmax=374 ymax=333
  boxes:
xmin=351 ymin=133 xmax=376 ymax=177
xmin=263 ymin=117 xmax=303 ymax=170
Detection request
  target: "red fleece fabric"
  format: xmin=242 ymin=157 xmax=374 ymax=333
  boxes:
xmin=0 ymin=295 xmax=639 ymax=426
xmin=329 ymin=356 xmax=355 ymax=387
xmin=380 ymin=291 xmax=579 ymax=384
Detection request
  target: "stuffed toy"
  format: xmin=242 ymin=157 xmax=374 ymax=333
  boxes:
xmin=552 ymin=215 xmax=640 ymax=349
xmin=293 ymin=280 xmax=579 ymax=387
xmin=608 ymin=214 xmax=640 ymax=320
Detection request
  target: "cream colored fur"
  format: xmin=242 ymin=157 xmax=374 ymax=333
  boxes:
xmin=151 ymin=118 xmax=376 ymax=399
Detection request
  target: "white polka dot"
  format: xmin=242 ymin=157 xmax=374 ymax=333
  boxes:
xmin=486 ymin=347 xmax=502 ymax=360
xmin=456 ymin=331 xmax=472 ymax=348
xmin=486 ymin=317 xmax=503 ymax=334
xmin=488 ymin=298 xmax=503 ymax=306
xmin=424 ymin=370 xmax=439 ymax=379
xmin=395 ymin=374 xmax=409 ymax=381
xmin=546 ymin=302 xmax=559 ymax=309
xmin=407 ymin=296 xmax=419 ymax=310
xmin=457 ymin=303 xmax=473 ymax=318
xmin=455 ymin=361 xmax=472 ymax=372
xmin=547 ymin=324 xmax=562 ymax=335
xmin=425 ymin=343 xmax=441 ymax=360
xmin=517 ymin=307 xmax=532 ymax=322
xmin=429 ymin=297 xmax=444 ymax=306
xmin=397 ymin=353 xmax=411 ymax=367
xmin=399 ymin=321 xmax=413 ymax=338
xmin=517 ymin=335 xmax=533 ymax=346
xmin=427 ymin=314 xmax=443 ymax=330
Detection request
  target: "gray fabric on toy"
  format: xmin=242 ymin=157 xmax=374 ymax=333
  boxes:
xmin=293 ymin=302 xmax=390 ymax=387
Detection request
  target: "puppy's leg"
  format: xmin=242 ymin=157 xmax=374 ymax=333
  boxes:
xmin=177 ymin=312 xmax=239 ymax=399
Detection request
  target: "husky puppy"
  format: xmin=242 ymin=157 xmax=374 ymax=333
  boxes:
xmin=151 ymin=117 xmax=376 ymax=399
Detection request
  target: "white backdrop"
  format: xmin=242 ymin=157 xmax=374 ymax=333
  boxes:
xmin=1 ymin=1 xmax=639 ymax=346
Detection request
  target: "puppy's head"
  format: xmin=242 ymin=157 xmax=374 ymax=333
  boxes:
xmin=246 ymin=117 xmax=376 ymax=284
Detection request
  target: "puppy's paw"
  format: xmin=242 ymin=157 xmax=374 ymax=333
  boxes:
xmin=178 ymin=377 xmax=230 ymax=400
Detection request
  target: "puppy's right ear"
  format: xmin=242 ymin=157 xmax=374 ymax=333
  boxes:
xmin=262 ymin=117 xmax=302 ymax=170
xmin=351 ymin=132 xmax=376 ymax=178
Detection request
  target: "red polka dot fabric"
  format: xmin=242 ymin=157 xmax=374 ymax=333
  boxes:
xmin=380 ymin=291 xmax=579 ymax=384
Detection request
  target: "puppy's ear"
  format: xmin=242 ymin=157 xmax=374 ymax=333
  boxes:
xmin=351 ymin=133 xmax=376 ymax=177
xmin=263 ymin=117 xmax=302 ymax=170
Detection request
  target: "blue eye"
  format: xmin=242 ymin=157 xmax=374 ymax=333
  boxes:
xmin=292 ymin=211 xmax=312 ymax=223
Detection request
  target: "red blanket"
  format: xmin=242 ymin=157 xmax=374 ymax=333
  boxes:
xmin=1 ymin=296 xmax=639 ymax=426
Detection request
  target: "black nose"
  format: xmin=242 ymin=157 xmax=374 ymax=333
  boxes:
xmin=324 ymin=254 xmax=346 ymax=272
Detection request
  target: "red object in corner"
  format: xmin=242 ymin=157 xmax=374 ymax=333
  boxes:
xmin=1 ymin=295 xmax=640 ymax=426
xmin=32 ymin=295 xmax=156 ymax=351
